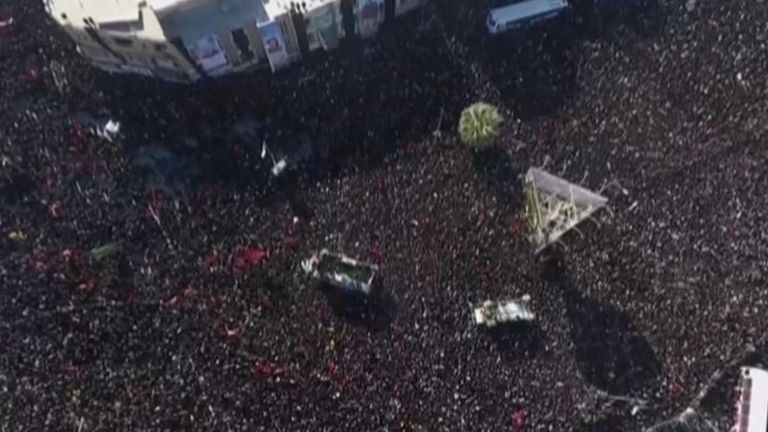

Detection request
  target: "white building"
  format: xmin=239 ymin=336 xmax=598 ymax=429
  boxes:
xmin=44 ymin=0 xmax=198 ymax=81
xmin=734 ymin=367 xmax=768 ymax=432
xmin=44 ymin=0 xmax=427 ymax=82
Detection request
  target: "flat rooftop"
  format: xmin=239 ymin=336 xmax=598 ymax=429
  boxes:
xmin=46 ymin=0 xmax=143 ymax=23
xmin=46 ymin=0 xmax=273 ymax=42
xmin=47 ymin=0 xmax=339 ymax=43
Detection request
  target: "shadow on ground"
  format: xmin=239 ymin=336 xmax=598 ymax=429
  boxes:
xmin=0 ymin=169 xmax=35 ymax=205
xmin=319 ymin=283 xmax=397 ymax=332
xmin=472 ymin=146 xmax=523 ymax=217
xmin=486 ymin=322 xmax=543 ymax=357
xmin=541 ymin=250 xmax=661 ymax=395
xmin=574 ymin=416 xmax=633 ymax=432
xmin=65 ymin=0 xmax=668 ymax=198
xmin=575 ymin=0 xmax=667 ymax=42
xmin=479 ymin=23 xmax=579 ymax=121
xmin=79 ymin=11 xmax=458 ymax=199
xmin=435 ymin=0 xmax=666 ymax=120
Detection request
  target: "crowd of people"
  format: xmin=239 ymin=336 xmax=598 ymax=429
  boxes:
xmin=1 ymin=0 xmax=767 ymax=430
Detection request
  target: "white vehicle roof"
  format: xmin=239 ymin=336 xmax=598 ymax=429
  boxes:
xmin=474 ymin=298 xmax=534 ymax=326
xmin=488 ymin=0 xmax=567 ymax=24
xmin=302 ymin=249 xmax=378 ymax=294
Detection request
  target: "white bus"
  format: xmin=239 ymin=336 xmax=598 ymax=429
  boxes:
xmin=733 ymin=367 xmax=768 ymax=432
xmin=486 ymin=0 xmax=568 ymax=34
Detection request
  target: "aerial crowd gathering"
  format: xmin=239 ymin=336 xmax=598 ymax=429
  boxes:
xmin=2 ymin=0 xmax=768 ymax=431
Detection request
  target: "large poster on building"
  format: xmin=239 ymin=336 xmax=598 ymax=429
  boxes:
xmin=186 ymin=35 xmax=230 ymax=73
xmin=308 ymin=4 xmax=339 ymax=49
xmin=258 ymin=21 xmax=288 ymax=71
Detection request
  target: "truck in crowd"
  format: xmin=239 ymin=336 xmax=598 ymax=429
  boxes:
xmin=486 ymin=0 xmax=568 ymax=34
xmin=302 ymin=249 xmax=379 ymax=294
xmin=473 ymin=295 xmax=535 ymax=328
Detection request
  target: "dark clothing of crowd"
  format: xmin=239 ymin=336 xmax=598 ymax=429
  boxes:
xmin=1 ymin=0 xmax=767 ymax=431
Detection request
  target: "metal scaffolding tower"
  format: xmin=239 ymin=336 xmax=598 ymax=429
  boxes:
xmin=523 ymin=168 xmax=608 ymax=253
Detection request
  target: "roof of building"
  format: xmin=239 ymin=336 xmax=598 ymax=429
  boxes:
xmin=46 ymin=0 xmax=339 ymax=45
xmin=45 ymin=0 xmax=165 ymax=39
xmin=44 ymin=0 xmax=188 ymax=20
xmin=46 ymin=0 xmax=278 ymax=43
xmin=148 ymin=0 xmax=188 ymax=10
xmin=46 ymin=0 xmax=142 ymax=24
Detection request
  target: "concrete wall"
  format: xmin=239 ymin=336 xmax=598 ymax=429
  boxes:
xmin=70 ymin=27 xmax=199 ymax=81
xmin=53 ymin=4 xmax=201 ymax=82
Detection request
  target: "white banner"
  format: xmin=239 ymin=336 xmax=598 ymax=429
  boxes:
xmin=187 ymin=35 xmax=230 ymax=73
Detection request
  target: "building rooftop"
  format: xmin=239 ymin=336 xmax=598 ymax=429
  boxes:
xmin=46 ymin=0 xmax=282 ymax=43
xmin=45 ymin=0 xmax=166 ymax=39
xmin=46 ymin=0 xmax=142 ymax=24
xmin=148 ymin=0 xmax=187 ymax=10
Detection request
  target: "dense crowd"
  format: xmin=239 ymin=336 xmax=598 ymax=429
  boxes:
xmin=1 ymin=0 xmax=767 ymax=430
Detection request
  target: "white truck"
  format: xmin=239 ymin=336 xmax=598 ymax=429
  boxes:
xmin=473 ymin=295 xmax=535 ymax=328
xmin=486 ymin=0 xmax=568 ymax=34
xmin=302 ymin=249 xmax=379 ymax=294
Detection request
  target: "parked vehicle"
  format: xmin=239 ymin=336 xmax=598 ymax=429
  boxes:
xmin=473 ymin=295 xmax=535 ymax=327
xmin=302 ymin=249 xmax=379 ymax=294
xmin=486 ymin=0 xmax=568 ymax=34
